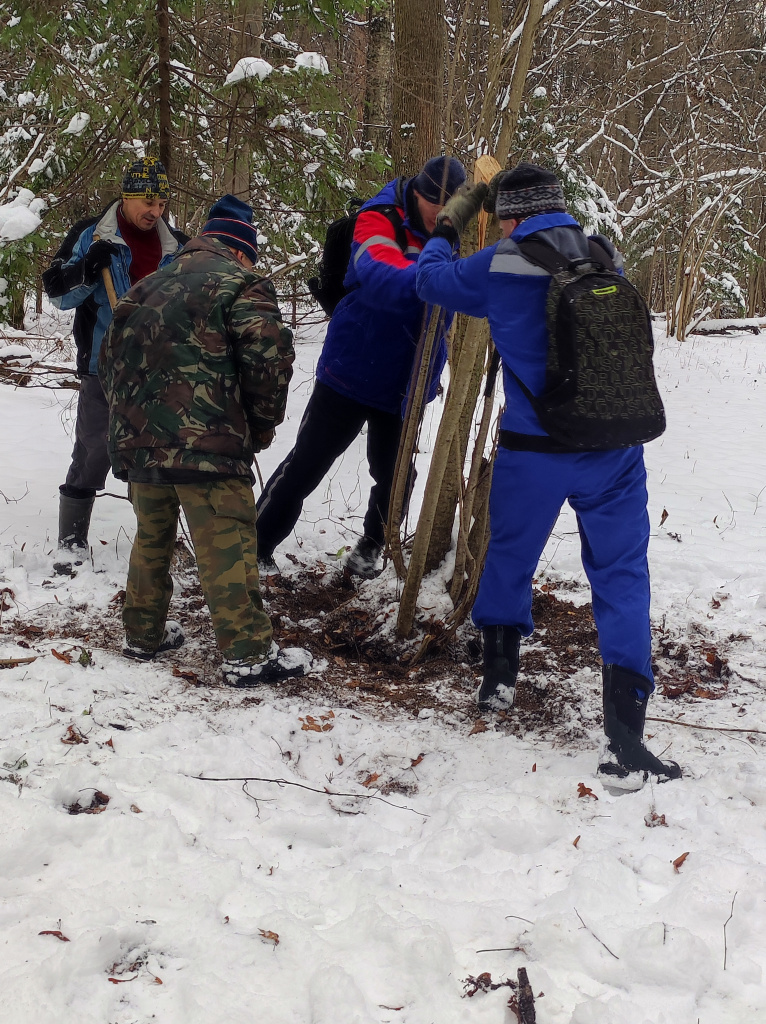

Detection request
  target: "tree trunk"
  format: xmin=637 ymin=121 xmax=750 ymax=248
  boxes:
xmin=156 ymin=0 xmax=172 ymax=177
xmin=496 ymin=0 xmax=547 ymax=163
xmin=363 ymin=3 xmax=392 ymax=153
xmin=391 ymin=0 xmax=446 ymax=176
xmin=222 ymin=0 xmax=259 ymax=199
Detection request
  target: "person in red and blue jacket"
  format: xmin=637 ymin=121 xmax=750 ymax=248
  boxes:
xmin=416 ymin=162 xmax=681 ymax=788
xmin=42 ymin=157 xmax=187 ymax=571
xmin=256 ymin=156 xmax=466 ymax=577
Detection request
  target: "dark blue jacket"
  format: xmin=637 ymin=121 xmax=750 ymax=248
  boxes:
xmin=315 ymin=178 xmax=454 ymax=416
xmin=416 ymin=211 xmax=622 ymax=436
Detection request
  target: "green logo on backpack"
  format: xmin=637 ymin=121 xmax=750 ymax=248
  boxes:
xmin=592 ymin=285 xmax=617 ymax=296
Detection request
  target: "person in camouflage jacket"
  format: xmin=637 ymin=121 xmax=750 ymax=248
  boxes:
xmin=99 ymin=194 xmax=310 ymax=686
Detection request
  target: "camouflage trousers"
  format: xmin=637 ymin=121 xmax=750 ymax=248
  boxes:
xmin=124 ymin=478 xmax=272 ymax=660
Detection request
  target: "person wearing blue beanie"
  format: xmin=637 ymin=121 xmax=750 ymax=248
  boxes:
xmin=256 ymin=154 xmax=467 ymax=577
xmin=200 ymin=194 xmax=260 ymax=265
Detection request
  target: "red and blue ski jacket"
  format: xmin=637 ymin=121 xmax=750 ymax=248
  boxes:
xmin=315 ymin=178 xmax=456 ymax=416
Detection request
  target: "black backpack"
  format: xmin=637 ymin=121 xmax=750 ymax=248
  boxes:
xmin=308 ymin=197 xmax=406 ymax=316
xmin=510 ymin=236 xmax=666 ymax=451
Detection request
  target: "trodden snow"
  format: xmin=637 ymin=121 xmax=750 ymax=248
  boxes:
xmin=1 ymin=307 xmax=765 ymax=1023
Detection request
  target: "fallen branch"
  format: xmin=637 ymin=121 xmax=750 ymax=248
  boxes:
xmin=647 ymin=715 xmax=766 ymax=736
xmin=189 ymin=773 xmax=428 ymax=817
xmin=0 ymin=361 xmax=79 ymax=390
xmin=723 ymin=891 xmax=737 ymax=971
xmin=574 ymin=908 xmax=619 ymax=960
xmin=513 ymin=967 xmax=537 ymax=1024
xmin=0 ymin=656 xmax=38 ymax=669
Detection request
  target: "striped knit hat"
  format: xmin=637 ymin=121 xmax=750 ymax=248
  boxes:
xmin=121 ymin=157 xmax=170 ymax=200
xmin=200 ymin=194 xmax=259 ymax=262
xmin=495 ymin=162 xmax=566 ymax=221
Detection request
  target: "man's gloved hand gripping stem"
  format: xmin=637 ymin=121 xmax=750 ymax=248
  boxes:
xmin=431 ymin=182 xmax=489 ymax=245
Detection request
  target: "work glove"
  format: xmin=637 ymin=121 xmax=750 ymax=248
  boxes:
xmin=482 ymin=170 xmax=508 ymax=214
xmin=253 ymin=427 xmax=275 ymax=452
xmin=82 ymin=239 xmax=120 ymax=285
xmin=433 ymin=183 xmax=489 ymax=244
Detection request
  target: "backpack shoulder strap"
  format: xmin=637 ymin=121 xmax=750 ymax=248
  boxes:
xmin=587 ymin=237 xmax=616 ymax=272
xmin=364 ymin=202 xmax=408 ymax=253
xmin=515 ymin=236 xmax=568 ymax=276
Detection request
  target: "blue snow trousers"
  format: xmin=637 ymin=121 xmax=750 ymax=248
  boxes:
xmin=472 ymin=445 xmax=653 ymax=684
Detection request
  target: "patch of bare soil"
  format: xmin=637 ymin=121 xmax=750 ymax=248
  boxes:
xmin=2 ymin=543 xmax=743 ymax=743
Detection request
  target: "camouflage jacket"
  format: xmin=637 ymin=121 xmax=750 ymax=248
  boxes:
xmin=99 ymin=236 xmax=295 ymax=480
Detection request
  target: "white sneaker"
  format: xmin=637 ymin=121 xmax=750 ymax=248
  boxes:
xmin=123 ymin=620 xmax=185 ymax=661
xmin=345 ymin=536 xmax=382 ymax=577
xmin=222 ymin=641 xmax=312 ymax=687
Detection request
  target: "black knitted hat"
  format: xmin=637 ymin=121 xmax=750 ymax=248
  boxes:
xmin=495 ymin=162 xmax=566 ymax=220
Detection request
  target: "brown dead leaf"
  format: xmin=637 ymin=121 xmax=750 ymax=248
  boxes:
xmin=410 ymin=753 xmax=424 ymax=768
xmin=659 ymin=507 xmax=669 ymax=526
xmin=336 ymin=753 xmax=343 ymax=765
xmin=362 ymin=772 xmax=380 ymax=788
xmin=300 ymin=713 xmax=334 ymax=732
xmin=259 ymin=929 xmax=279 ymax=945
xmin=673 ymin=851 xmax=690 ymax=872
xmin=51 ymin=648 xmax=73 ymax=664
xmin=108 ymin=975 xmax=137 ymax=984
xmin=130 ymin=804 xmax=142 ymax=814
xmin=573 ymin=835 xmax=580 ymax=848
xmin=469 ymin=719 xmax=488 ymax=736
xmin=67 ymin=790 xmax=110 ymax=815
xmin=532 ymin=763 xmax=537 ymax=772
xmin=645 ymin=811 xmax=667 ymax=828
xmin=61 ymin=724 xmax=88 ymax=745
xmin=152 ymin=975 xmax=163 ymax=985
xmin=172 ymin=665 xmax=200 ymax=685
xmin=577 ymin=782 xmax=598 ymax=800
xmin=103 ymin=738 xmax=114 ymax=749
xmin=39 ymin=930 xmax=70 ymax=942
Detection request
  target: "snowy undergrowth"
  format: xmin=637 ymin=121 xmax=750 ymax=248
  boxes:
xmin=1 ymin=312 xmax=766 ymax=1022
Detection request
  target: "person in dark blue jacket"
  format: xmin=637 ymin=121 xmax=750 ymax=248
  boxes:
xmin=256 ymin=156 xmax=466 ymax=576
xmin=416 ymin=162 xmax=681 ymax=788
xmin=42 ymin=157 xmax=187 ymax=572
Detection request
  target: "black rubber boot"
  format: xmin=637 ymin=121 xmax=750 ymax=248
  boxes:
xmin=54 ymin=492 xmax=95 ymax=575
xmin=478 ymin=626 xmax=521 ymax=711
xmin=598 ymin=664 xmax=682 ymax=786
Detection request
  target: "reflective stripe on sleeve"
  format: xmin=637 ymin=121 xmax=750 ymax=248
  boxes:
xmin=353 ymin=234 xmax=403 ymax=265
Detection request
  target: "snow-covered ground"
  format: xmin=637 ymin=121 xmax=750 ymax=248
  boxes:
xmin=1 ymin=310 xmax=766 ymax=1023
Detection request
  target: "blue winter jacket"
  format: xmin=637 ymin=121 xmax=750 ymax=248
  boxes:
xmin=416 ymin=212 xmax=623 ymax=437
xmin=315 ymin=178 xmax=455 ymax=416
xmin=43 ymin=201 xmax=186 ymax=375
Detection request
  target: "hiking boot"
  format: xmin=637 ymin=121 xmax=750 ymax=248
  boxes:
xmin=54 ymin=492 xmax=94 ymax=575
xmin=478 ymin=625 xmax=521 ymax=711
xmin=258 ymin=553 xmax=280 ymax=577
xmin=123 ymin=620 xmax=185 ymax=661
xmin=222 ymin=641 xmax=313 ymax=687
xmin=345 ymin=536 xmax=382 ymax=578
xmin=597 ymin=664 xmax=682 ymax=789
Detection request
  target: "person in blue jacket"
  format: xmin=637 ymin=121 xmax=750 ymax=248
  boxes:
xmin=256 ymin=156 xmax=466 ymax=577
xmin=42 ymin=157 xmax=187 ymax=572
xmin=416 ymin=162 xmax=681 ymax=787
